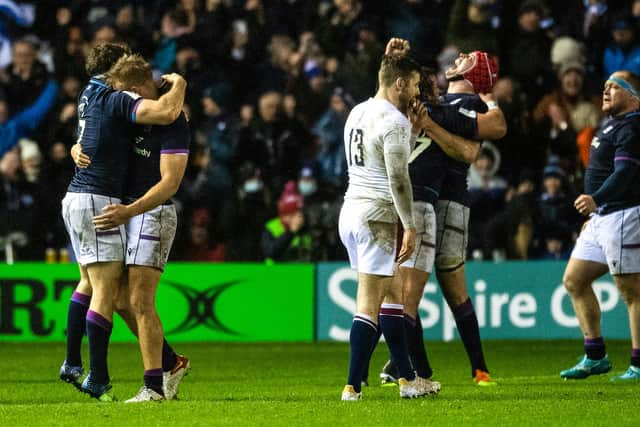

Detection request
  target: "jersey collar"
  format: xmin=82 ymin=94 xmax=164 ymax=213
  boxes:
xmin=89 ymin=75 xmax=110 ymax=88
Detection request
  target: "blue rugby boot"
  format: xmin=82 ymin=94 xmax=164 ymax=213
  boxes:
xmin=81 ymin=374 xmax=116 ymax=401
xmin=610 ymin=365 xmax=640 ymax=382
xmin=560 ymin=355 xmax=611 ymax=379
xmin=59 ymin=360 xmax=84 ymax=389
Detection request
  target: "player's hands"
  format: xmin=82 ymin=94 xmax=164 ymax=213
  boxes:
xmin=397 ymin=227 xmax=416 ymax=264
xmin=479 ymin=92 xmax=497 ymax=104
xmin=574 ymin=194 xmax=597 ymax=216
xmin=161 ymin=73 xmax=186 ymax=87
xmin=93 ymin=204 xmax=133 ymax=230
xmin=70 ymin=143 xmax=90 ymax=168
xmin=385 ymin=38 xmax=410 ymax=57
xmin=408 ymin=99 xmax=430 ymax=134
xmin=289 ymin=211 xmax=305 ymax=233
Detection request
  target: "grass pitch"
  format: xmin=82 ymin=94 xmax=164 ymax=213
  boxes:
xmin=0 ymin=340 xmax=638 ymax=426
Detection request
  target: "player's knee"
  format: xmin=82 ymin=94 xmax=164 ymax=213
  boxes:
xmin=563 ymin=273 xmax=586 ymax=296
xmin=616 ymin=284 xmax=640 ymax=306
xmin=128 ymin=293 xmax=154 ymax=317
xmin=435 ymin=254 xmax=464 ymax=272
xmin=76 ymin=278 xmax=92 ymax=296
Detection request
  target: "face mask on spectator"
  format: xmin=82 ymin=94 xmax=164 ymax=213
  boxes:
xmin=298 ymin=180 xmax=317 ymax=196
xmin=244 ymin=178 xmax=263 ymax=193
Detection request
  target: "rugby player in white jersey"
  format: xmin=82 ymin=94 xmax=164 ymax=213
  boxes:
xmin=339 ymin=39 xmax=432 ymax=400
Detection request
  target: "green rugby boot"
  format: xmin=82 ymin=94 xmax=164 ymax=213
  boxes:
xmin=560 ymin=355 xmax=611 ymax=379
xmin=610 ymin=365 xmax=640 ymax=382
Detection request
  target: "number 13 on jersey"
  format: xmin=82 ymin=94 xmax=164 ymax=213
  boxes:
xmin=348 ymin=128 xmax=364 ymax=166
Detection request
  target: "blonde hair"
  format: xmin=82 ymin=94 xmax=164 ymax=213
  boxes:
xmin=105 ymin=54 xmax=152 ymax=90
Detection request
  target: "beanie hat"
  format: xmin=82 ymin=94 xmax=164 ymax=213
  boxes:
xmin=278 ymin=181 xmax=303 ymax=215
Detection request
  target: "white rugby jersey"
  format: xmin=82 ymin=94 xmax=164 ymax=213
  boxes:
xmin=343 ymin=98 xmax=414 ymax=228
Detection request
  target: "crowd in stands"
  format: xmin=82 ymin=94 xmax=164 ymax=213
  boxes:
xmin=0 ymin=0 xmax=637 ymax=263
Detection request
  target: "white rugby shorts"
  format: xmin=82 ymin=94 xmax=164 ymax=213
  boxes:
xmin=338 ymin=200 xmax=399 ymax=276
xmin=571 ymin=207 xmax=640 ymax=275
xmin=401 ymin=201 xmax=436 ymax=273
xmin=126 ymin=204 xmax=177 ymax=271
xmin=62 ymin=192 xmax=126 ymax=266
xmin=435 ymin=200 xmax=470 ymax=272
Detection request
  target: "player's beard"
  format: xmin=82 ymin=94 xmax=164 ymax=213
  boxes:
xmin=398 ymin=90 xmax=412 ymax=114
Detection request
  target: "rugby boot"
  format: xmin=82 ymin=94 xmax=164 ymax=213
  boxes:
xmin=560 ymin=355 xmax=611 ymax=379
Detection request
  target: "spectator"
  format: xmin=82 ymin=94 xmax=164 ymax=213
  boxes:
xmin=38 ymin=141 xmax=75 ymax=256
xmin=504 ymin=0 xmax=554 ymax=109
xmin=467 ymin=144 xmax=508 ymax=260
xmin=235 ymin=91 xmax=303 ymax=193
xmin=298 ymin=166 xmax=344 ymax=260
xmin=447 ymin=0 xmax=499 ymax=56
xmin=3 ymin=38 xmax=49 ymax=112
xmin=0 ymin=79 xmax=58 ymax=157
xmin=152 ymin=8 xmax=190 ymax=74
xmin=533 ymin=60 xmax=601 ymax=178
xmin=311 ymin=86 xmax=353 ymax=187
xmin=0 ymin=147 xmax=43 ymax=260
xmin=315 ymin=0 xmax=367 ymax=60
xmin=603 ymin=13 xmax=640 ymax=77
xmin=261 ymin=180 xmax=312 ymax=262
xmin=534 ymin=160 xmax=581 ymax=258
xmin=182 ymin=208 xmax=225 ymax=261
xmin=227 ymin=162 xmax=271 ymax=261
xmin=114 ymin=4 xmax=153 ymax=57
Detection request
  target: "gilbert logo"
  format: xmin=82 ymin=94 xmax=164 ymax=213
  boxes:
xmin=163 ymin=279 xmax=244 ymax=335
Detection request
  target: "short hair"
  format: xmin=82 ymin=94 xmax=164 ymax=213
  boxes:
xmin=617 ymin=70 xmax=640 ymax=97
xmin=378 ymin=54 xmax=422 ymax=89
xmin=105 ymin=54 xmax=152 ymax=89
xmin=85 ymin=43 xmax=132 ymax=76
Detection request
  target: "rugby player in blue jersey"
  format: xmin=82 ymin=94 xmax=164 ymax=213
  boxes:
xmin=372 ymin=41 xmax=506 ymax=388
xmin=427 ymin=51 xmax=503 ymax=386
xmin=560 ymin=71 xmax=640 ymax=381
xmin=92 ymin=54 xmax=191 ymax=401
xmin=60 ymin=43 xmax=186 ymax=401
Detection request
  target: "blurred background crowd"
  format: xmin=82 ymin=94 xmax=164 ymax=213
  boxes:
xmin=0 ymin=0 xmax=637 ymax=263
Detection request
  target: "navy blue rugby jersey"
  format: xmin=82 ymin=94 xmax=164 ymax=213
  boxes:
xmin=439 ymin=93 xmax=486 ymax=205
xmin=585 ymin=111 xmax=640 ymax=214
xmin=410 ymin=101 xmax=478 ymax=206
xmin=67 ymin=78 xmax=142 ymax=198
xmin=124 ymin=112 xmax=191 ymax=203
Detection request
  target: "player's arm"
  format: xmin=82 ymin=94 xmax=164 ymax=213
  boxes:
xmin=93 ymin=153 xmax=188 ymax=229
xmin=383 ymin=121 xmax=416 ymax=263
xmin=476 ymin=93 xmax=507 ymax=140
xmin=420 ymin=110 xmax=481 ymax=164
xmin=576 ymin=131 xmax=640 ymax=215
xmin=134 ymin=74 xmax=187 ymax=125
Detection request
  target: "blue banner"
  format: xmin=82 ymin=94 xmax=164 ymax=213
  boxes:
xmin=316 ymin=261 xmax=628 ymax=341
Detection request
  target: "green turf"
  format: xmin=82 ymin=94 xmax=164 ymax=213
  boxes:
xmin=0 ymin=340 xmax=639 ymax=426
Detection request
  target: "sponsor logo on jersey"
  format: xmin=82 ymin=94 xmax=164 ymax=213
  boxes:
xmin=134 ymin=147 xmax=151 ymax=158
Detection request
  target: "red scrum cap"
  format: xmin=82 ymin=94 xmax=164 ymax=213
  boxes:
xmin=462 ymin=51 xmax=498 ymax=94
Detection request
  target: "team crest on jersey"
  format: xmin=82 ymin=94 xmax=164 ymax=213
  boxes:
xmin=591 ymin=137 xmax=600 ymax=148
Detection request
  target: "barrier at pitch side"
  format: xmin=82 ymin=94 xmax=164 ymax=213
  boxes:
xmin=316 ymin=261 xmax=628 ymax=341
xmin=0 ymin=263 xmax=314 ymax=342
